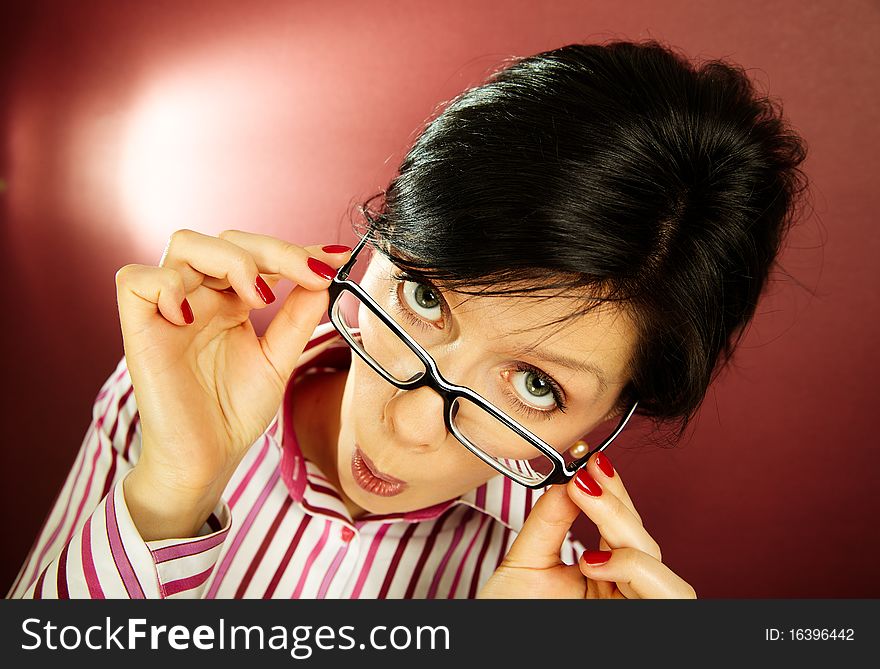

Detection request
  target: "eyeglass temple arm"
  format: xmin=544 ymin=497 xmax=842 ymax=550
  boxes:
xmin=334 ymin=234 xmax=371 ymax=283
xmin=558 ymin=399 xmax=640 ymax=480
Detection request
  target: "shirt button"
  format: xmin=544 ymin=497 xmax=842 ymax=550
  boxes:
xmin=340 ymin=526 xmax=355 ymax=543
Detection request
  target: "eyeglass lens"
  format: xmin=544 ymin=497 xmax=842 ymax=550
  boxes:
xmin=334 ymin=288 xmax=590 ymax=485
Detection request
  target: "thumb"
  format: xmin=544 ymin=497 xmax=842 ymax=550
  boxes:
xmin=260 ymin=283 xmax=329 ymax=385
xmin=503 ymin=483 xmax=581 ymax=569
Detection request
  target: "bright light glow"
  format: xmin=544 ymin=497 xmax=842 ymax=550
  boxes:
xmin=120 ymin=83 xmax=208 ymax=246
xmin=118 ymin=60 xmax=309 ymax=253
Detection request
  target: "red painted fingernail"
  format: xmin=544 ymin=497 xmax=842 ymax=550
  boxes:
xmin=181 ymin=298 xmax=194 ymax=324
xmin=595 ymin=452 xmax=615 ymax=478
xmin=254 ymin=276 xmax=275 ymax=304
xmin=307 ymin=257 xmax=335 ymax=281
xmin=581 ymin=550 xmax=612 ymax=566
xmin=322 ymin=244 xmax=352 ymax=254
xmin=574 ymin=468 xmax=602 ymax=497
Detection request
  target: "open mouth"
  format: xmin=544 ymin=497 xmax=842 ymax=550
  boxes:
xmin=351 ymin=444 xmax=407 ymax=497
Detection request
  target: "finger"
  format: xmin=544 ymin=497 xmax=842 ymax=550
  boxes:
xmin=584 ymin=454 xmax=656 ymax=597
xmin=219 ymin=244 xmax=348 ymax=291
xmin=584 ymin=451 xmax=642 ymax=525
xmin=159 ymin=229 xmax=351 ymax=311
xmin=158 ymin=229 xmax=278 ymax=309
xmin=259 ymin=281 xmax=332 ymax=386
xmin=219 ymin=240 xmax=347 ymax=296
xmin=578 ymin=547 xmax=697 ymax=599
xmin=217 ymin=229 xmax=351 ymax=289
xmin=594 ymin=536 xmax=615 ymax=599
xmin=116 ymin=264 xmax=194 ymax=328
xmin=566 ymin=470 xmax=662 ymax=562
xmin=502 ymin=484 xmax=581 ymax=569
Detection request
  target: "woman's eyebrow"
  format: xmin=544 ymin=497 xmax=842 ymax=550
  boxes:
xmin=515 ymin=345 xmax=610 ymax=395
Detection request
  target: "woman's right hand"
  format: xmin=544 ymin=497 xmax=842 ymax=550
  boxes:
xmin=115 ymin=229 xmax=351 ymax=540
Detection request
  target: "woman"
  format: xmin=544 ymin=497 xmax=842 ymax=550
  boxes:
xmin=8 ymin=39 xmax=808 ymax=599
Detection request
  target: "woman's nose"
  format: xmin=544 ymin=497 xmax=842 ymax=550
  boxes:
xmin=383 ymin=384 xmax=448 ymax=453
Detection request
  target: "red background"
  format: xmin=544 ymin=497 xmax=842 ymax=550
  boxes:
xmin=2 ymin=0 xmax=878 ymax=597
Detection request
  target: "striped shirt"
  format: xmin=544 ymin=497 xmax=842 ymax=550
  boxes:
xmin=8 ymin=321 xmax=585 ymax=599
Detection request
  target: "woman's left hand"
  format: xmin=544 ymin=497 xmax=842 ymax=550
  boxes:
xmin=477 ymin=452 xmax=697 ymax=599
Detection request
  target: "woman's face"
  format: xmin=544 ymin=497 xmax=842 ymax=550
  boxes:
xmin=333 ymin=249 xmax=638 ymax=516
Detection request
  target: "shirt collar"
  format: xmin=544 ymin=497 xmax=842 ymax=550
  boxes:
xmin=272 ymin=321 xmax=547 ymax=533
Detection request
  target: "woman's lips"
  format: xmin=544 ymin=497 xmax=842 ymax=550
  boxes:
xmin=351 ymin=444 xmax=407 ymax=497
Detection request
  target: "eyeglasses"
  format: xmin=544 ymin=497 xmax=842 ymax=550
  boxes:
xmin=326 ymin=233 xmax=639 ymax=489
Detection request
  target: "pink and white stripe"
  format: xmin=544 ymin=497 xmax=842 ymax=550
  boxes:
xmin=8 ymin=322 xmax=586 ymax=599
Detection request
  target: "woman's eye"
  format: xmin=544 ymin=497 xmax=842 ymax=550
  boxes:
xmin=510 ymin=368 xmax=559 ymax=411
xmin=391 ymin=274 xmax=567 ymax=418
xmin=401 ymin=280 xmax=443 ymax=323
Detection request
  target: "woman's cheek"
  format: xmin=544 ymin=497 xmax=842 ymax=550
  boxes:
xmin=439 ymin=447 xmax=500 ymax=496
xmin=351 ymin=355 xmax=386 ymax=400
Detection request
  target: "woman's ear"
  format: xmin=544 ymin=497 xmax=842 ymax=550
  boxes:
xmin=599 ymin=404 xmax=623 ymax=424
xmin=573 ymin=397 xmax=628 ymax=446
xmin=592 ymin=407 xmax=624 ymax=438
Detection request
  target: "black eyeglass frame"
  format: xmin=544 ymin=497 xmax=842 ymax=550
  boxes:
xmin=326 ymin=233 xmax=639 ymax=489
